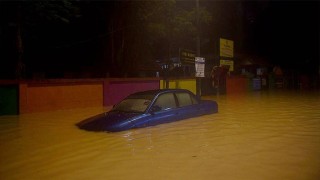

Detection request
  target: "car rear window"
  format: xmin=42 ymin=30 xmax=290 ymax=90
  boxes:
xmin=176 ymin=92 xmax=193 ymax=107
xmin=113 ymin=98 xmax=151 ymax=113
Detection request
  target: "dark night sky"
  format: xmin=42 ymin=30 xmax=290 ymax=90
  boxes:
xmin=0 ymin=0 xmax=319 ymax=78
xmin=250 ymin=1 xmax=319 ymax=72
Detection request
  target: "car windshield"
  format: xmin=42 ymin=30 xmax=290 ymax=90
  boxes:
xmin=112 ymin=98 xmax=151 ymax=113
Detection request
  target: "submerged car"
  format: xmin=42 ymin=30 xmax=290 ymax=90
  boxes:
xmin=77 ymin=89 xmax=218 ymax=132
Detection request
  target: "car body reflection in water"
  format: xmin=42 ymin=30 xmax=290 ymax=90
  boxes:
xmin=0 ymin=91 xmax=320 ymax=180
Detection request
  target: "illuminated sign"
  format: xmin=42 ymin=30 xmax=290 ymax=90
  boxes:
xmin=220 ymin=38 xmax=234 ymax=58
xmin=180 ymin=49 xmax=195 ymax=65
xmin=220 ymin=59 xmax=234 ymax=71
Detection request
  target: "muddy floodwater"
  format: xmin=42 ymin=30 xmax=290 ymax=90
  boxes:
xmin=1 ymin=90 xmax=320 ymax=180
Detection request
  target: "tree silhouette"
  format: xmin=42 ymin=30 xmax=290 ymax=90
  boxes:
xmin=109 ymin=1 xmax=212 ymax=76
xmin=11 ymin=0 xmax=79 ymax=78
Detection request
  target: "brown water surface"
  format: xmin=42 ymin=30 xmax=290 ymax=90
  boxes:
xmin=1 ymin=91 xmax=320 ymax=180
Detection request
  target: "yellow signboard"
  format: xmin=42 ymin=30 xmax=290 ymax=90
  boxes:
xmin=220 ymin=38 xmax=234 ymax=58
xmin=220 ymin=60 xmax=234 ymax=71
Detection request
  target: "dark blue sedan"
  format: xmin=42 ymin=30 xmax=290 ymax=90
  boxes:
xmin=77 ymin=89 xmax=218 ymax=132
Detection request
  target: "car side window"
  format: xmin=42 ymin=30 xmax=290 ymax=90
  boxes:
xmin=176 ymin=92 xmax=193 ymax=107
xmin=190 ymin=94 xmax=199 ymax=104
xmin=153 ymin=93 xmax=176 ymax=112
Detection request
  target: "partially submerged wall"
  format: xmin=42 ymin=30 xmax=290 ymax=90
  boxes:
xmin=1 ymin=78 xmax=160 ymax=114
xmin=103 ymin=78 xmax=160 ymax=106
xmin=160 ymin=79 xmax=196 ymax=94
xmin=0 ymin=77 xmax=250 ymax=114
xmin=226 ymin=76 xmax=248 ymax=94
xmin=19 ymin=80 xmax=104 ymax=113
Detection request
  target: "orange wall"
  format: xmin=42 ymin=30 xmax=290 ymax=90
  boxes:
xmin=226 ymin=76 xmax=248 ymax=94
xmin=20 ymin=83 xmax=103 ymax=113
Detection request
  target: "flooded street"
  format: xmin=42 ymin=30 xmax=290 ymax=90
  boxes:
xmin=1 ymin=90 xmax=320 ymax=180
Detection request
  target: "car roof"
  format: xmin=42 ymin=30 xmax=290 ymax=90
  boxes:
xmin=131 ymin=89 xmax=193 ymax=97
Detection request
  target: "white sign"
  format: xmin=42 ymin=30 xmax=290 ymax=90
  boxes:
xmin=195 ymin=57 xmax=205 ymax=77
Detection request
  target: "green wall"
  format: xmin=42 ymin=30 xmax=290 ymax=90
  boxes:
xmin=0 ymin=86 xmax=18 ymax=115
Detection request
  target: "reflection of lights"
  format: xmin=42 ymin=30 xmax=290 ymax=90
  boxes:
xmin=161 ymin=64 xmax=169 ymax=69
xmin=122 ymin=131 xmax=133 ymax=140
xmin=121 ymin=130 xmax=155 ymax=155
xmin=173 ymin=63 xmax=181 ymax=68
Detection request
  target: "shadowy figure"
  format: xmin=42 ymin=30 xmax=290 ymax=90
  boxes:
xmin=211 ymin=65 xmax=229 ymax=95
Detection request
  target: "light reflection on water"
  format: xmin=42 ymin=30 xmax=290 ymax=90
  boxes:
xmin=1 ymin=91 xmax=320 ymax=180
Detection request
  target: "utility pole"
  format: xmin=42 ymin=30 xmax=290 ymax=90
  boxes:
xmin=196 ymin=0 xmax=200 ymax=57
xmin=196 ymin=0 xmax=201 ymax=98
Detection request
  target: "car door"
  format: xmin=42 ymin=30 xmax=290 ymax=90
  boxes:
xmin=174 ymin=92 xmax=202 ymax=119
xmin=147 ymin=92 xmax=179 ymax=126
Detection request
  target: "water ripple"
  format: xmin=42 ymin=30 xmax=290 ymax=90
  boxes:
xmin=1 ymin=91 xmax=320 ymax=179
